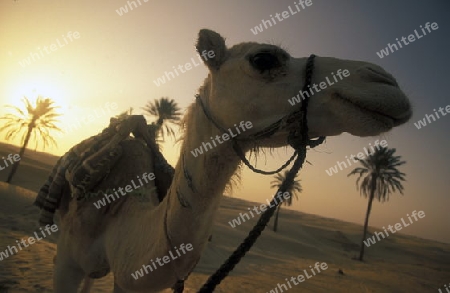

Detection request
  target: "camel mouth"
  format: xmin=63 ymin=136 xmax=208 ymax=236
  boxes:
xmin=365 ymin=67 xmax=399 ymax=87
xmin=335 ymin=94 xmax=411 ymax=128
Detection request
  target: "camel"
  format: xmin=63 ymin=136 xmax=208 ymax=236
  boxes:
xmin=49 ymin=29 xmax=412 ymax=292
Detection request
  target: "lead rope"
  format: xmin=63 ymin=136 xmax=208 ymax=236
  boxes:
xmin=197 ymin=54 xmax=323 ymax=293
xmin=197 ymin=147 xmax=308 ymax=293
xmin=196 ymin=94 xmax=298 ymax=175
xmin=176 ymin=54 xmax=324 ymax=293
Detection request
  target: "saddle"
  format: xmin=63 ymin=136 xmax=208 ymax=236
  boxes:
xmin=34 ymin=115 xmax=174 ymax=226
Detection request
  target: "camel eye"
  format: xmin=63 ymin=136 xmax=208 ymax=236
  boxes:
xmin=250 ymin=52 xmax=280 ymax=72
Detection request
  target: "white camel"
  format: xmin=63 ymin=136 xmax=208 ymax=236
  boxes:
xmin=51 ymin=29 xmax=412 ymax=292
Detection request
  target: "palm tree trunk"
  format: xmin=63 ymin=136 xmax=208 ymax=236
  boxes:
xmin=359 ymin=173 xmax=377 ymax=261
xmin=6 ymin=125 xmax=33 ymax=183
xmin=155 ymin=118 xmax=164 ymax=139
xmin=273 ymin=205 xmax=281 ymax=232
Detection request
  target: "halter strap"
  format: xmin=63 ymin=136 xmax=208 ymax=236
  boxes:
xmin=195 ymin=54 xmax=325 ymax=175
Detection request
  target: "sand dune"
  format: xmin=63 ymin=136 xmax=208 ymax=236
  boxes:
xmin=0 ymin=143 xmax=449 ymax=292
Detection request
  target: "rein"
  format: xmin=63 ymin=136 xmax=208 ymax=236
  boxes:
xmin=176 ymin=54 xmax=325 ymax=292
xmin=195 ymin=54 xmax=324 ymax=175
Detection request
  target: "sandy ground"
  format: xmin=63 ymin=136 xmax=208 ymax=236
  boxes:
xmin=0 ymin=142 xmax=449 ymax=293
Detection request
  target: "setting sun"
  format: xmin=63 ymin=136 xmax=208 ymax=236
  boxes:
xmin=6 ymin=76 xmax=69 ymax=110
xmin=1 ymin=71 xmax=124 ymax=155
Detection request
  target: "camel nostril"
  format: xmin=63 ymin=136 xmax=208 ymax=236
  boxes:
xmin=365 ymin=67 xmax=399 ymax=87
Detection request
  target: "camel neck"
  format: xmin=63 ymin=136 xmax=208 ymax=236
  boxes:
xmin=164 ymin=101 xmax=243 ymax=252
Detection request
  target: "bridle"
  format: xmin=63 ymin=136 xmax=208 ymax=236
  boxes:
xmin=176 ymin=54 xmax=326 ymax=293
xmin=195 ymin=54 xmax=325 ymax=175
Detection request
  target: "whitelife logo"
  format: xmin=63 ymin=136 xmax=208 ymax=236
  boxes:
xmin=57 ymin=102 xmax=119 ymax=138
xmin=152 ymin=50 xmax=215 ymax=87
xmin=18 ymin=31 xmax=81 ymax=68
xmin=0 ymin=224 xmax=58 ymax=261
xmin=363 ymin=210 xmax=426 ymax=247
xmin=131 ymin=243 xmax=193 ymax=280
xmin=325 ymin=139 xmax=388 ymax=176
xmin=228 ymin=192 xmax=290 ymax=228
xmin=0 ymin=154 xmax=21 ymax=171
xmin=265 ymin=261 xmax=328 ymax=293
xmin=191 ymin=121 xmax=253 ymax=157
xmin=413 ymin=104 xmax=450 ymax=130
xmin=287 ymin=69 xmax=350 ymax=106
xmin=93 ymin=172 xmax=156 ymax=209
xmin=376 ymin=22 xmax=439 ymax=59
xmin=115 ymin=0 xmax=149 ymax=16
xmin=250 ymin=0 xmax=313 ymax=35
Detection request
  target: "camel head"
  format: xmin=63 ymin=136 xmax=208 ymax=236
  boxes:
xmin=195 ymin=29 xmax=412 ymax=149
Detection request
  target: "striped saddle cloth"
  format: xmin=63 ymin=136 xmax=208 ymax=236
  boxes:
xmin=34 ymin=115 xmax=174 ymax=226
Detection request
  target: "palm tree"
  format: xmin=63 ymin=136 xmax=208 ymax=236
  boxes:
xmin=270 ymin=170 xmax=302 ymax=232
xmin=142 ymin=97 xmax=181 ymax=142
xmin=0 ymin=96 xmax=61 ymax=183
xmin=114 ymin=107 xmax=166 ymax=149
xmin=348 ymin=146 xmax=406 ymax=261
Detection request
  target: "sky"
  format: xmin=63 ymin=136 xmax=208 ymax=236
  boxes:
xmin=0 ymin=0 xmax=449 ymax=243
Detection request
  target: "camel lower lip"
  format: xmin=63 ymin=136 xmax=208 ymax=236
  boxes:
xmin=336 ymin=94 xmax=398 ymax=125
xmin=367 ymin=110 xmax=395 ymax=125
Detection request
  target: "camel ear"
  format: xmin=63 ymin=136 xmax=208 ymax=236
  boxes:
xmin=196 ymin=29 xmax=227 ymax=71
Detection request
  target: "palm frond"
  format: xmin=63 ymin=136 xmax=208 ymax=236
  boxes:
xmin=348 ymin=146 xmax=406 ymax=202
xmin=0 ymin=96 xmax=62 ymax=151
xmin=142 ymin=97 xmax=182 ymax=141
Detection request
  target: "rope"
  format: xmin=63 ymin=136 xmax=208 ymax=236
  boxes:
xmin=233 ymin=141 xmax=299 ymax=175
xmin=192 ymin=54 xmax=325 ymax=292
xmin=197 ymin=147 xmax=307 ymax=293
xmin=196 ymin=95 xmax=292 ymax=175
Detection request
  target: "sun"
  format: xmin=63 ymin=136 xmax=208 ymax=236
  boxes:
xmin=1 ymin=74 xmax=72 ymax=151
xmin=0 ymin=74 xmax=79 ymax=155
xmin=5 ymin=75 xmax=70 ymax=111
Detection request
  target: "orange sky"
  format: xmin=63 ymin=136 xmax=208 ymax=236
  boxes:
xmin=0 ymin=0 xmax=449 ymax=244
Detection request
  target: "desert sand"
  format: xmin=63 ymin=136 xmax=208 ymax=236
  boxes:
xmin=0 ymin=142 xmax=449 ymax=293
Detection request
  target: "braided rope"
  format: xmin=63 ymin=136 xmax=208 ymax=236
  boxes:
xmin=233 ymin=141 xmax=298 ymax=175
xmin=195 ymin=55 xmax=322 ymax=176
xmin=197 ymin=147 xmax=307 ymax=293
xmin=193 ymin=54 xmax=325 ymax=292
